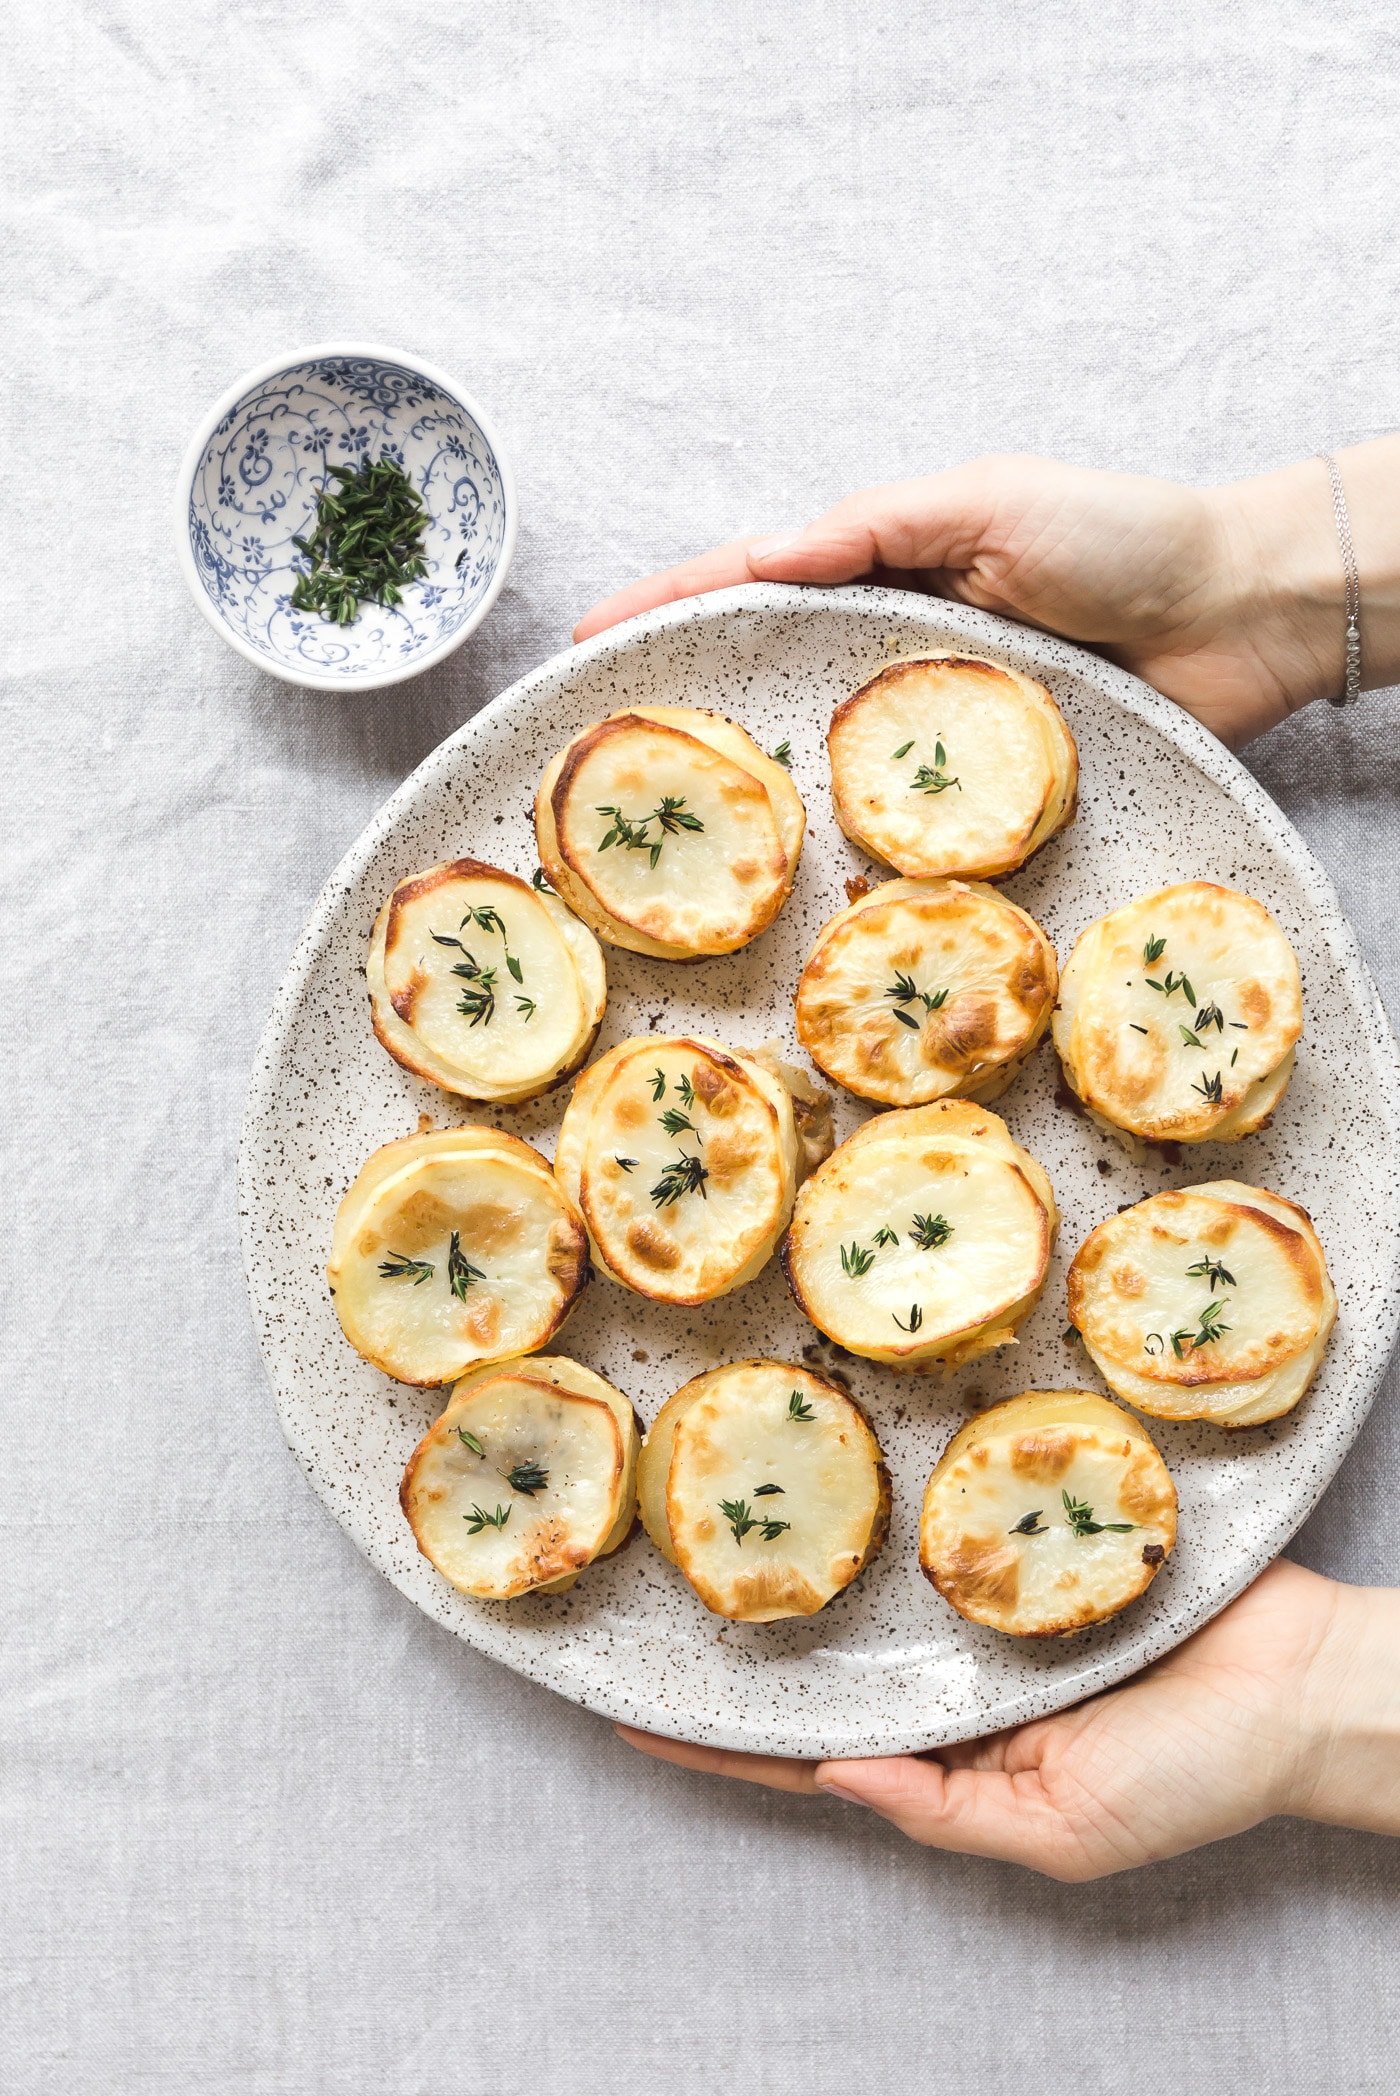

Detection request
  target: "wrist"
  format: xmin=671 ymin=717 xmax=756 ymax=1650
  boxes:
xmin=1286 ymin=1577 xmax=1400 ymax=1833
xmin=1212 ymin=438 xmax=1400 ymax=719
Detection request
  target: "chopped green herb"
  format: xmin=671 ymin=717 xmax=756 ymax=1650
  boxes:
xmin=290 ymin=454 xmax=430 ymax=625
xmin=614 ymin=1155 xmax=639 ymax=1173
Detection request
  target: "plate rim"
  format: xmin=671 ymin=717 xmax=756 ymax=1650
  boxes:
xmin=238 ymin=581 xmax=1400 ymax=1757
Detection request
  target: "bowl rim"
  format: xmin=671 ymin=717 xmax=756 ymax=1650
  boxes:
xmin=173 ymin=340 xmax=518 ymax=692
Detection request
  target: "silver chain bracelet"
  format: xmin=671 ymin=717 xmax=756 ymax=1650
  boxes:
xmin=1318 ymin=451 xmax=1362 ymax=706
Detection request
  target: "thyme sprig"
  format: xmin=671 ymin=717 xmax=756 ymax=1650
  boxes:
xmin=432 ymin=907 xmax=525 ymax=1027
xmin=379 ymin=1251 xmax=434 ymax=1284
xmin=596 ymin=795 xmax=705 ymax=868
xmin=841 ymin=1241 xmax=876 ymax=1277
xmin=910 ymin=1212 xmax=953 ymax=1250
xmin=650 ymin=1153 xmax=709 ymax=1207
xmin=1146 ymin=967 xmax=1197 ymax=1004
xmin=1063 ymin=1490 xmax=1136 ymax=1539
xmin=1192 ymin=1069 xmax=1225 ymax=1105
xmin=894 ymin=736 xmax=961 ymax=794
xmin=463 ymin=1503 xmax=511 ymax=1534
xmin=1185 ymin=1255 xmax=1235 ymax=1292
xmin=893 ymin=1304 xmax=924 ymax=1332
xmin=787 ymin=1390 xmax=816 ymax=1422
xmin=659 ymin=1107 xmax=699 ymax=1140
xmin=446 ymin=1232 xmax=486 ymax=1301
xmin=886 ymin=971 xmax=950 ymax=1028
xmin=506 ymin=1461 xmax=549 ymax=1497
xmin=719 ymin=1497 xmax=792 ymax=1545
xmin=771 ymin=739 xmax=793 ymax=767
xmin=1009 ymin=1510 xmax=1048 ymax=1535
xmin=1143 ymin=935 xmax=1166 ymax=964
xmin=872 ymin=1226 xmax=899 ymax=1249
xmin=290 ymin=454 xmax=430 ymax=625
xmin=456 ymin=1426 xmax=484 ymax=1457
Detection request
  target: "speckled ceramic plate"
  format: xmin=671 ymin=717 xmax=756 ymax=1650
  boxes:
xmin=239 ymin=584 xmax=1400 ymax=1759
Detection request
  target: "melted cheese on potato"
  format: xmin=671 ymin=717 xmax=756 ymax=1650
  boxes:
xmin=368 ymin=859 xmax=606 ymax=1103
xmin=555 ymin=1035 xmax=799 ymax=1302
xmin=920 ymin=1390 xmax=1177 ymax=1635
xmin=327 ymin=1129 xmax=589 ymax=1385
xmin=400 ymin=1363 xmax=628 ymax=1597
xmin=637 ymin=1361 xmax=888 ymax=1621
xmin=783 ymin=1101 xmax=1055 ymax=1368
xmin=535 ymin=708 xmax=804 ymax=955
xmin=795 ymin=877 xmax=1057 ymax=1106
xmin=827 ymin=656 xmax=1077 ymax=880
xmin=1068 ymin=1180 xmax=1336 ymax=1425
xmin=1053 ymin=883 xmax=1302 ymax=1142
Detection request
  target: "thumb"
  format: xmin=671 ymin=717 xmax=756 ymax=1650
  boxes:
xmin=747 ymin=469 xmax=1003 ymax=585
xmin=814 ymin=1754 xmax=1086 ymax=1877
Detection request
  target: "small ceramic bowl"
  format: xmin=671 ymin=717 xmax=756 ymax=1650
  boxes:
xmin=175 ymin=343 xmax=516 ymax=690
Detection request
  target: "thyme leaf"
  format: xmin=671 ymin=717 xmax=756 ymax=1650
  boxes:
xmin=840 ymin=1240 xmax=876 ymax=1277
xmin=659 ymin=1107 xmax=699 ymax=1139
xmin=1191 ymin=1069 xmax=1225 ymax=1105
xmin=910 ymin=1212 xmax=953 ymax=1250
xmin=1143 ymin=935 xmax=1166 ymax=964
xmin=446 ymin=1232 xmax=486 ymax=1301
xmin=595 ymin=795 xmax=704 ymax=867
xmin=771 ymin=739 xmax=793 ymax=767
xmin=893 ymin=1303 xmax=924 ymax=1332
xmin=1185 ymin=1256 xmax=1235 ymax=1292
xmin=1010 ymin=1510 xmax=1048 ymax=1535
xmin=872 ymin=1226 xmax=899 ymax=1248
xmin=378 ymin=1251 xmax=434 ymax=1284
xmin=289 ymin=453 xmax=430 ymax=625
xmin=463 ymin=1503 xmax=511 ymax=1534
xmin=787 ymin=1390 xmax=816 ymax=1422
xmin=506 ymin=1461 xmax=549 ymax=1497
xmin=456 ymin=1427 xmax=484 ymax=1457
xmin=650 ymin=1153 xmax=709 ymax=1207
xmin=1063 ymin=1490 xmax=1136 ymax=1538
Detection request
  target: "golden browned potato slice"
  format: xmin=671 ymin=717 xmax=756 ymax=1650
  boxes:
xmin=637 ymin=1360 xmax=889 ymax=1621
xmin=920 ymin=1389 xmax=1176 ymax=1635
xmin=534 ymin=707 xmax=804 ymax=956
xmin=400 ymin=1356 xmax=637 ymax=1598
xmin=782 ymin=1100 xmax=1056 ymax=1370
xmin=827 ymin=656 xmax=1077 ymax=880
xmin=327 ymin=1129 xmax=589 ymax=1385
xmin=795 ymin=876 xmax=1057 ymax=1107
xmin=554 ymin=1035 xmax=800 ymax=1303
xmin=1053 ymin=882 xmax=1302 ymax=1144
xmin=1068 ymin=1180 xmax=1336 ymax=1426
xmin=367 ymin=859 xmax=606 ymax=1104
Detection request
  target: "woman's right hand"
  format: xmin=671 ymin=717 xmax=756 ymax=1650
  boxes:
xmin=575 ymin=448 xmax=1379 ymax=747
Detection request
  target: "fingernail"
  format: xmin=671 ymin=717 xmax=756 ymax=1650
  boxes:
xmin=748 ymin=532 xmax=804 ymax=564
xmin=814 ymin=1777 xmax=871 ymax=1808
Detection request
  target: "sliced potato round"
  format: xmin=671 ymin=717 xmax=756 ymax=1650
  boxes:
xmin=920 ymin=1389 xmax=1177 ymax=1635
xmin=1053 ymin=882 xmax=1302 ymax=1143
xmin=555 ymin=1035 xmax=800 ymax=1303
xmin=400 ymin=1357 xmax=636 ymax=1598
xmin=368 ymin=858 xmax=606 ymax=1104
xmin=783 ymin=1100 xmax=1056 ymax=1370
xmin=796 ymin=877 xmax=1057 ymax=1107
xmin=637 ymin=1360 xmax=889 ymax=1621
xmin=327 ymin=1129 xmax=589 ymax=1385
xmin=1068 ymin=1180 xmax=1336 ymax=1426
xmin=534 ymin=707 xmax=804 ymax=956
xmin=827 ymin=656 xmax=1077 ymax=880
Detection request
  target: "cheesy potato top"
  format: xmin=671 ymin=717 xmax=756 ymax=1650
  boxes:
xmin=1068 ymin=1180 xmax=1336 ymax=1426
xmin=535 ymin=706 xmax=804 ymax=956
xmin=327 ymin=1129 xmax=589 ymax=1385
xmin=368 ymin=858 xmax=606 ymax=1103
xmin=1053 ymin=882 xmax=1302 ymax=1142
xmin=827 ymin=655 xmax=1077 ymax=880
xmin=920 ymin=1390 xmax=1177 ymax=1635
xmin=795 ymin=877 xmax=1057 ymax=1106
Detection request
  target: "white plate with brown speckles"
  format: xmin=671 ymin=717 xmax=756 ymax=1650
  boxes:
xmin=238 ymin=584 xmax=1400 ymax=1759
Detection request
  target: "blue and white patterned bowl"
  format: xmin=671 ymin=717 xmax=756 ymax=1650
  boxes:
xmin=176 ymin=343 xmax=516 ymax=690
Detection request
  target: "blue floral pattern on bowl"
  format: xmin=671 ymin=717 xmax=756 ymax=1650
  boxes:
xmin=181 ymin=352 xmax=512 ymax=687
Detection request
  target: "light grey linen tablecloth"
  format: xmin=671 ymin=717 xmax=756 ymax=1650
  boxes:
xmin=4 ymin=4 xmax=1398 ymax=2090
